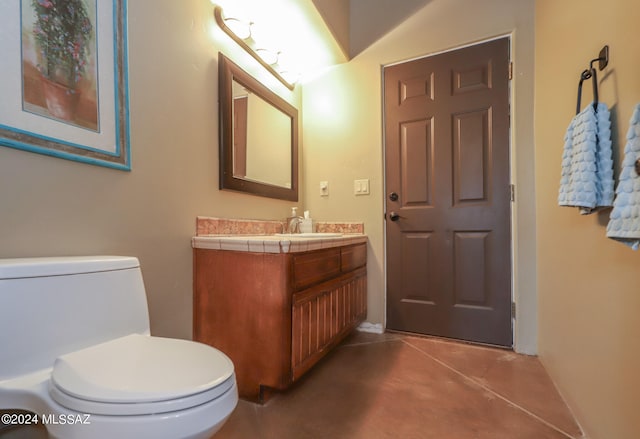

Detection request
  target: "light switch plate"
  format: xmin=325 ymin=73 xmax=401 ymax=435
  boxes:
xmin=320 ymin=181 xmax=329 ymax=196
xmin=354 ymin=179 xmax=370 ymax=195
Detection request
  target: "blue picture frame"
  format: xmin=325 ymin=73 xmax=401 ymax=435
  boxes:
xmin=0 ymin=0 xmax=130 ymax=171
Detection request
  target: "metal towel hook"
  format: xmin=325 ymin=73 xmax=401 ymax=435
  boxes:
xmin=590 ymin=45 xmax=609 ymax=71
xmin=576 ymin=46 xmax=609 ymax=114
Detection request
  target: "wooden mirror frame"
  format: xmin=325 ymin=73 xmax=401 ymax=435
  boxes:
xmin=219 ymin=53 xmax=299 ymax=201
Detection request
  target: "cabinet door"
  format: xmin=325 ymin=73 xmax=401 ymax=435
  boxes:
xmin=193 ymin=249 xmax=292 ymax=401
xmin=291 ymin=268 xmax=367 ymax=380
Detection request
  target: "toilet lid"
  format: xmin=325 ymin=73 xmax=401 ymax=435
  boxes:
xmin=51 ymin=334 xmax=234 ymax=404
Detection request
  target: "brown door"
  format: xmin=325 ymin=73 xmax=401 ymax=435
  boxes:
xmin=384 ymin=38 xmax=512 ymax=347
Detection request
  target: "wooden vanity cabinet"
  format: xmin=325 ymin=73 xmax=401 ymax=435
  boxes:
xmin=193 ymin=242 xmax=367 ymax=402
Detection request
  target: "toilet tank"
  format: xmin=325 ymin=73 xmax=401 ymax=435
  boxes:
xmin=0 ymin=256 xmax=150 ymax=380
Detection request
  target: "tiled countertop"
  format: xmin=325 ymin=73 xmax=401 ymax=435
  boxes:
xmin=192 ymin=234 xmax=367 ymax=253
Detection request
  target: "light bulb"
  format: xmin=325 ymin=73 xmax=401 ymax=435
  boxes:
xmin=255 ymin=48 xmax=279 ymax=65
xmin=249 ymin=21 xmax=281 ymax=50
xmin=224 ymin=18 xmax=251 ymax=39
xmin=278 ymin=69 xmax=300 ymax=85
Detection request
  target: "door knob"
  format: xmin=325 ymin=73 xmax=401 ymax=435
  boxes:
xmin=389 ymin=212 xmax=400 ymax=221
xmin=389 ymin=192 xmax=399 ymax=201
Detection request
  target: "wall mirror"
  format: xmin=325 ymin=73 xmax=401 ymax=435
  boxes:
xmin=219 ymin=53 xmax=299 ymax=201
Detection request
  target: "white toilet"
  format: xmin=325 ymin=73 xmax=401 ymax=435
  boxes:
xmin=0 ymin=256 xmax=238 ymax=439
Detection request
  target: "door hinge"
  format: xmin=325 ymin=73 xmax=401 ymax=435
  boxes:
xmin=509 ymin=62 xmax=513 ymax=80
xmin=510 ymin=184 xmax=515 ymax=202
xmin=511 ymin=302 xmax=516 ymax=319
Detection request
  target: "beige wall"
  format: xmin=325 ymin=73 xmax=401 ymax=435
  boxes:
xmin=302 ymin=0 xmax=537 ymax=353
xmin=0 ymin=0 xmax=303 ymax=339
xmin=535 ymin=1 xmax=640 ymax=437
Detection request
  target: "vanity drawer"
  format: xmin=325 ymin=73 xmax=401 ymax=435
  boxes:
xmin=341 ymin=243 xmax=367 ymax=272
xmin=292 ymin=248 xmax=341 ymax=290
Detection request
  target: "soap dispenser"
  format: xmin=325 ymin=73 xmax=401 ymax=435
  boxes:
xmin=300 ymin=210 xmax=313 ymax=233
xmin=286 ymin=207 xmax=300 ymax=233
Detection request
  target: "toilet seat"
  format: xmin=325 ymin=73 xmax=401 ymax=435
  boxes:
xmin=49 ymin=334 xmax=235 ymax=416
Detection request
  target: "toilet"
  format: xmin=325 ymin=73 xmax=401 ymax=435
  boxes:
xmin=0 ymin=256 xmax=238 ymax=439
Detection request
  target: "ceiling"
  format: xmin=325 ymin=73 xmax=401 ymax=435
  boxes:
xmin=312 ymin=0 xmax=431 ymax=59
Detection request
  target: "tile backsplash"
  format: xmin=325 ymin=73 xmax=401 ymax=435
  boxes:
xmin=315 ymin=221 xmax=364 ymax=234
xmin=196 ymin=216 xmax=364 ymax=236
xmin=196 ymin=217 xmax=284 ymax=236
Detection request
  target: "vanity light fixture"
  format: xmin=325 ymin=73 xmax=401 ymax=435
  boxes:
xmin=213 ymin=5 xmax=296 ymax=90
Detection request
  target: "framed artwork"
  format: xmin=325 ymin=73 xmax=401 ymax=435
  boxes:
xmin=0 ymin=0 xmax=131 ymax=171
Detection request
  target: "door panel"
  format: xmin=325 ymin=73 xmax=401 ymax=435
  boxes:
xmin=401 ymin=118 xmax=433 ymax=205
xmin=384 ymin=38 xmax=512 ymax=346
xmin=453 ymin=231 xmax=489 ymax=306
xmin=401 ymin=232 xmax=433 ymax=303
xmin=454 ymin=109 xmax=489 ymax=203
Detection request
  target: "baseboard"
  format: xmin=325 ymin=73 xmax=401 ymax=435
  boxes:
xmin=356 ymin=322 xmax=384 ymax=334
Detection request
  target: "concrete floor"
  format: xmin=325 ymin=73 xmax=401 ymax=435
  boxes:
xmin=216 ymin=331 xmax=583 ymax=439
